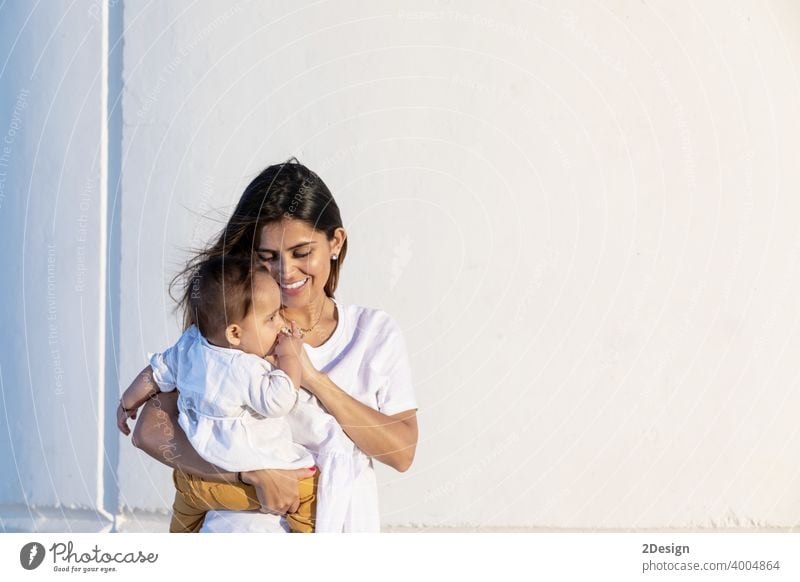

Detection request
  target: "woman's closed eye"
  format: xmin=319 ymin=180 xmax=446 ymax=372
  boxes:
xmin=257 ymin=250 xmax=311 ymax=262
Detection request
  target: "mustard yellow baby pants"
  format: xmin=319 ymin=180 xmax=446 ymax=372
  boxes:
xmin=169 ymin=469 xmax=317 ymax=533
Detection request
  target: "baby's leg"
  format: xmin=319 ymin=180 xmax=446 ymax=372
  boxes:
xmin=286 ymin=473 xmax=318 ymax=533
xmin=169 ymin=469 xmax=260 ymax=532
xmin=170 ymin=493 xmax=206 ymax=533
xmin=169 ymin=470 xmax=208 ymax=533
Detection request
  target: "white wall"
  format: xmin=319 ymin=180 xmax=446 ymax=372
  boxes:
xmin=4 ymin=0 xmax=800 ymax=531
xmin=0 ymin=0 xmax=113 ymax=530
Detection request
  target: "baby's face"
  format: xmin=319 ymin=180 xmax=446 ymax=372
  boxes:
xmin=235 ymin=272 xmax=286 ymax=358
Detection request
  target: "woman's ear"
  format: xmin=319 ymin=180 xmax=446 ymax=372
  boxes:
xmin=225 ymin=324 xmax=242 ymax=347
xmin=330 ymin=227 xmax=347 ymax=256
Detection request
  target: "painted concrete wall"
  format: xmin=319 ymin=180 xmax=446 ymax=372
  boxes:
xmin=0 ymin=0 xmax=112 ymax=530
xmin=4 ymin=0 xmax=800 ymax=531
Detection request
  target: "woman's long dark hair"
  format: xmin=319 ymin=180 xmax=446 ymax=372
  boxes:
xmin=171 ymin=158 xmax=347 ymax=329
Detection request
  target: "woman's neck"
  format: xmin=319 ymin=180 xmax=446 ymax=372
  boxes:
xmin=282 ymin=294 xmax=330 ymax=329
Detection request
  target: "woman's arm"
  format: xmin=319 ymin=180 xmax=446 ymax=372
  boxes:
xmin=131 ymin=375 xmax=316 ymax=514
xmin=304 ymin=372 xmax=418 ymax=472
xmin=131 ymin=387 xmax=238 ymax=483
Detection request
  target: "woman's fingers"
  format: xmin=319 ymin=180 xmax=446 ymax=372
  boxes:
xmin=245 ymin=468 xmax=304 ymax=516
xmin=251 ymin=485 xmax=276 ymax=514
xmin=287 ymin=467 xmax=315 ymax=513
xmin=294 ymin=466 xmax=317 ymax=480
xmin=257 ymin=501 xmax=285 ymax=515
xmin=247 ymin=467 xmax=314 ymax=515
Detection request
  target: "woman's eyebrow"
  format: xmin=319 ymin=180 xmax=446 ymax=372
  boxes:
xmin=257 ymin=241 xmax=317 ymax=253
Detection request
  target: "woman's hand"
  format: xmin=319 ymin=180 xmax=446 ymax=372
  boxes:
xmin=239 ymin=467 xmax=317 ymax=514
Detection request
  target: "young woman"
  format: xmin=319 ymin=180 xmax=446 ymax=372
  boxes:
xmin=130 ymin=159 xmax=418 ymax=532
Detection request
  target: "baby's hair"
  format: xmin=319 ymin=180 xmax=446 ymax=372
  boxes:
xmin=187 ymin=255 xmax=269 ymax=338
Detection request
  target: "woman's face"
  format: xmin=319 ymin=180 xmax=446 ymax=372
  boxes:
xmin=256 ymin=218 xmax=345 ymax=308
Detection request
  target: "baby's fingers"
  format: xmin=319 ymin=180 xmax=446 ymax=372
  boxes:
xmin=117 ymin=415 xmax=130 ymax=436
xmin=116 ymin=405 xmax=132 ymax=436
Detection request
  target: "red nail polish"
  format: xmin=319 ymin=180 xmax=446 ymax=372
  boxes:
xmin=310 ymin=467 xmax=316 ymax=472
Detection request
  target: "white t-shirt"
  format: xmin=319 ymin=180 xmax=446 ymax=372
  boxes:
xmin=200 ymin=301 xmax=418 ymax=533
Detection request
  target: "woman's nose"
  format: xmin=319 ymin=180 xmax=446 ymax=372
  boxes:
xmin=277 ymin=258 xmax=298 ymax=284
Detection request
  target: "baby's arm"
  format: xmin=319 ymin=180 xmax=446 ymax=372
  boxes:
xmin=117 ymin=366 xmax=161 ymax=436
xmin=245 ymin=336 xmax=302 ymax=419
xmin=273 ymin=331 xmax=303 ymax=391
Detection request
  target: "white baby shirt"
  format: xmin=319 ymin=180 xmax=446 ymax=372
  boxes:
xmin=149 ymin=325 xmax=359 ymax=532
xmin=148 ymin=325 xmax=313 ymax=472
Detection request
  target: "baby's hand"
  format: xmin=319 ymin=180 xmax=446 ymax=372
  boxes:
xmin=274 ymin=322 xmax=305 ymax=388
xmin=116 ymin=400 xmax=138 ymax=436
xmin=274 ymin=322 xmax=304 ymax=360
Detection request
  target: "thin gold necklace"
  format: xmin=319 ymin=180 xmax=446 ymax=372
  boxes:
xmin=282 ymin=297 xmax=328 ymax=338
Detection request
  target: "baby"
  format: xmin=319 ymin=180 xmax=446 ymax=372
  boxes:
xmin=117 ymin=256 xmax=355 ymax=532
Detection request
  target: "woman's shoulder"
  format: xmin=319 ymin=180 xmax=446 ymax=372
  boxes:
xmin=338 ymin=303 xmax=408 ymax=364
xmin=339 ymin=302 xmax=402 ymax=336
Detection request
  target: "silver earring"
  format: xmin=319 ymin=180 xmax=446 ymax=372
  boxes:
xmin=331 ymin=254 xmax=338 ymax=261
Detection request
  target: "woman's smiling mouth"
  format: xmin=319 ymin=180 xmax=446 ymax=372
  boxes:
xmin=280 ymin=277 xmax=309 ymax=295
